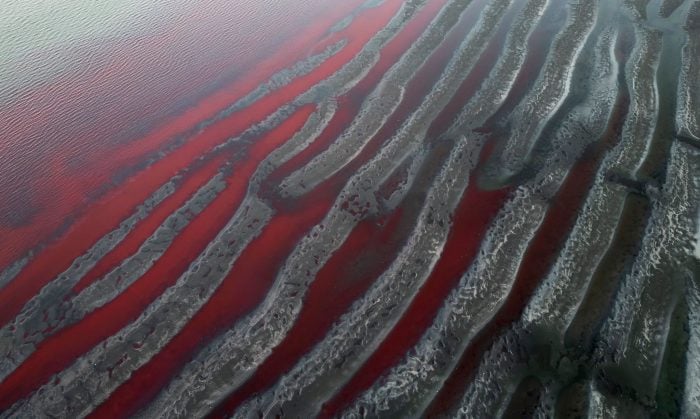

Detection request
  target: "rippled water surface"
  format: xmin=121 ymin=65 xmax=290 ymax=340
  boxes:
xmin=0 ymin=0 xmax=699 ymax=417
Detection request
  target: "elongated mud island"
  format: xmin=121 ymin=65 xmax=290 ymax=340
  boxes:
xmin=0 ymin=0 xmax=698 ymax=417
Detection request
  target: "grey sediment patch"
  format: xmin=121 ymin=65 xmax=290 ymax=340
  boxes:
xmin=624 ymin=0 xmax=653 ymax=20
xmin=0 ymin=256 xmax=29 ymax=292
xmin=360 ymin=0 xmax=385 ymax=9
xmin=463 ymin=320 xmax=596 ymax=416
xmin=456 ymin=324 xmax=549 ymax=418
xmin=689 ymin=0 xmax=700 ymax=28
xmin=69 ymin=173 xmax=224 ymax=317
xmin=378 ymin=147 xmax=428 ymax=211
xmin=90 ymin=180 xmax=222 ymax=307
xmin=0 ymin=179 xmax=177 ymax=380
xmin=236 ymin=135 xmax=483 ymax=419
xmin=509 ymin=376 xmax=552 ymax=418
xmin=202 ymin=0 xmax=443 ymax=175
xmin=487 ymin=0 xmax=600 ymax=184
xmin=584 ymin=144 xmax=698 ymax=417
xmin=329 ymin=15 xmax=354 ymax=34
xmin=587 ymin=377 xmax=652 ymax=417
xmin=568 ymin=192 xmax=651 ymax=349
xmin=213 ymin=41 xmax=346 ymax=121
xmin=683 ymin=272 xmax=700 ymax=417
xmin=329 ymin=0 xmax=388 ymax=34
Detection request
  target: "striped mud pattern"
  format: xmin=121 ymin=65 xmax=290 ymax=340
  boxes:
xmin=0 ymin=0 xmax=698 ymax=417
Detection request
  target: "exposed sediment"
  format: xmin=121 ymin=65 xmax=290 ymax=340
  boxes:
xmin=280 ymin=0 xmax=476 ymax=197
xmin=1 ymin=0 xmax=698 ymax=417
xmin=0 ymin=179 xmax=178 ymax=378
xmin=487 ymin=0 xmax=599 ymax=183
xmin=676 ymin=1 xmax=700 ymax=140
xmin=343 ymin=23 xmax=621 ymax=418
xmin=237 ymin=134 xmax=483 ymax=419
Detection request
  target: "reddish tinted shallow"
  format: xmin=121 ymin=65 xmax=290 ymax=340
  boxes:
xmin=1 ymin=0 xmax=697 ymax=418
